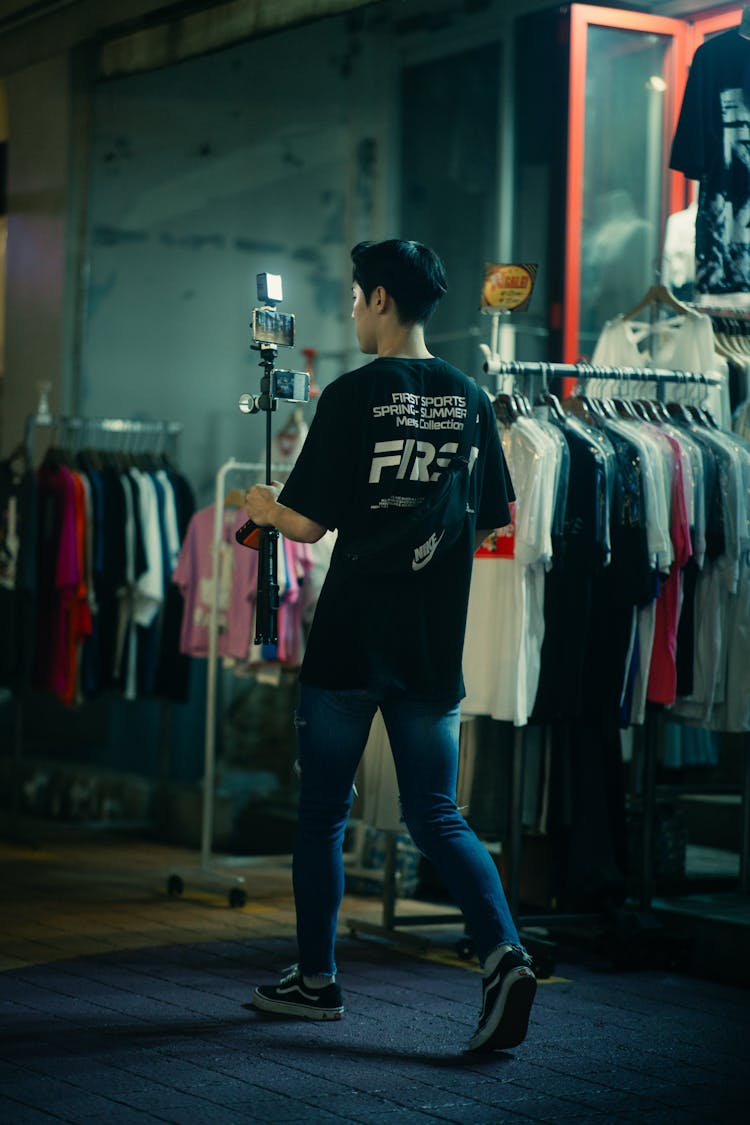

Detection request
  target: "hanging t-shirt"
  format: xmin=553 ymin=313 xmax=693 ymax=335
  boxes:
xmin=173 ymin=505 xmax=259 ymax=660
xmin=33 ymin=462 xmax=80 ymax=697
xmin=670 ymin=27 xmax=750 ymax=301
xmin=277 ymin=357 xmax=513 ymax=703
xmin=462 ymin=415 xmax=558 ymax=726
xmin=0 ymin=458 xmax=38 ymax=691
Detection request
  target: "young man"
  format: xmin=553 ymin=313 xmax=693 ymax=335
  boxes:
xmin=243 ymin=239 xmax=536 ymax=1051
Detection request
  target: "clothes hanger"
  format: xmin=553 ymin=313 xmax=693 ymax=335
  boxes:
xmin=595 ymin=395 xmax=618 ymax=419
xmin=629 ymin=399 xmax=651 ymax=421
xmin=494 ymin=392 xmax=519 ymax=424
xmin=582 ymin=393 xmax=607 ymax=419
xmin=623 ymin=283 xmax=693 ymax=321
xmin=685 ymin=402 xmax=718 ymax=428
xmin=537 ymin=391 xmax=567 ymax=421
xmin=561 ymin=389 xmax=592 ymax=421
xmin=611 ymin=396 xmax=639 ymax=419
xmin=666 ymin=400 xmax=692 ymax=424
xmin=224 ymin=487 xmax=247 ymax=509
xmin=648 ymin=398 xmax=671 ymax=423
xmin=513 ymin=390 xmax=533 ymax=417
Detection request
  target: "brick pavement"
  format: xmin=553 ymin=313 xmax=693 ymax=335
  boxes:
xmin=0 ymin=828 xmax=748 ymax=1123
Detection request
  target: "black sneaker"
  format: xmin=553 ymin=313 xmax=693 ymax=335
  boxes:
xmin=467 ymin=944 xmax=536 ymax=1052
xmin=252 ymin=965 xmax=344 ymax=1021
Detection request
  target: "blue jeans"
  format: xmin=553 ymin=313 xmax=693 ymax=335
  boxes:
xmin=292 ymin=684 xmax=520 ymax=976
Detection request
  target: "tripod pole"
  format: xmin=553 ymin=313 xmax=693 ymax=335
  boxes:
xmin=254 ymin=350 xmax=280 ymax=645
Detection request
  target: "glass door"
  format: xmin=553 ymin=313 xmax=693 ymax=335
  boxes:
xmin=564 ymin=4 xmax=689 ymax=363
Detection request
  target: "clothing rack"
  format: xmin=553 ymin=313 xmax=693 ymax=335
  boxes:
xmin=7 ymin=413 xmax=183 ymax=846
xmin=348 ymin=356 xmax=745 ymax=975
xmin=483 ymin=356 xmax=723 ymax=389
xmin=23 ymin=412 xmax=183 ymax=462
xmin=487 ymin=358 xmax=746 ymax=913
xmin=167 ymin=456 xmax=292 ymax=908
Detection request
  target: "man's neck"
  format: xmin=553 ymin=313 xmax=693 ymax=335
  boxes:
xmin=376 ymin=322 xmax=432 ymax=359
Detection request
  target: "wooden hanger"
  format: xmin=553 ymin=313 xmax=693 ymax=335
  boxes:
xmin=224 ymin=487 xmax=247 ymax=509
xmin=623 ymin=283 xmax=693 ymax=321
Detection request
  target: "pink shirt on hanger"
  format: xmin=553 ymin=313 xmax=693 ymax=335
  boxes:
xmin=172 ymin=505 xmax=258 ymax=660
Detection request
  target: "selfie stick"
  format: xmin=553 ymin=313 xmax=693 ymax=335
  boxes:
xmin=254 ymin=342 xmax=280 ymax=646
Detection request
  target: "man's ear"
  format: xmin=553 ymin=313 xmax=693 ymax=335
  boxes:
xmin=371 ymin=285 xmax=388 ymax=312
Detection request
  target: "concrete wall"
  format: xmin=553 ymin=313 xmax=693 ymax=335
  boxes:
xmin=80 ymin=12 xmax=395 ymax=501
xmin=3 ymin=55 xmax=72 ymax=449
xmin=0 ymin=0 xmax=542 ymax=475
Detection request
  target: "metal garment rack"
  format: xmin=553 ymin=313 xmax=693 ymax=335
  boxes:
xmin=481 ymin=361 xmax=749 ymax=917
xmin=8 ymin=413 xmax=183 ymax=844
xmin=348 ymin=357 xmax=746 ymax=970
xmin=23 ymin=412 xmax=183 ymax=462
xmin=167 ymin=457 xmax=291 ymax=908
xmin=482 ymin=357 xmax=723 ymax=386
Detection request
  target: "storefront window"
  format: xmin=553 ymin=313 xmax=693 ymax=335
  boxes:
xmin=578 ymin=26 xmax=672 ymax=357
xmin=401 ymin=43 xmax=500 ymax=376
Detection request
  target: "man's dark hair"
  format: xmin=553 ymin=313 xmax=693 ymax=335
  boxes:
xmin=351 ymin=239 xmax=448 ymax=325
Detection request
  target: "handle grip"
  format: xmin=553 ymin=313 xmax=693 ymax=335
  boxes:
xmin=235 ymin=517 xmax=264 ymax=550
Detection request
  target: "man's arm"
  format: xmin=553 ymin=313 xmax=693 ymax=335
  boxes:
xmin=244 ymin=482 xmax=327 ymax=544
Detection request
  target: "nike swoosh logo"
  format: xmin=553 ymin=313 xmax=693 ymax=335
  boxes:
xmin=412 ymin=529 xmax=446 ymax=571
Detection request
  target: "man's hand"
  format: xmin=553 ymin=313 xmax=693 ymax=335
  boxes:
xmin=245 ymin=481 xmax=327 ymax=544
xmin=244 ymin=481 xmax=282 ymax=527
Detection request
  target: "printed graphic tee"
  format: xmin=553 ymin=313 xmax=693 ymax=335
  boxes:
xmin=670 ymin=28 xmax=750 ymax=299
xmin=278 ymin=357 xmax=514 ymax=702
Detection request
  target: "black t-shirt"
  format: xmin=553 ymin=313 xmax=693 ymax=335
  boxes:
xmin=278 ymin=356 xmax=514 ymax=702
xmin=0 ymin=459 xmax=37 ymax=690
xmin=670 ymin=27 xmax=750 ymax=295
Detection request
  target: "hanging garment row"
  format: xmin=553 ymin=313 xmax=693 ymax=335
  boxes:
xmin=462 ymin=364 xmax=749 ymax=735
xmin=458 ymin=361 xmax=748 ymax=910
xmin=0 ymin=416 xmax=195 ymax=705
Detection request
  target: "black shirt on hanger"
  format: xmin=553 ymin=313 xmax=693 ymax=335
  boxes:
xmin=670 ymin=26 xmax=750 ymax=296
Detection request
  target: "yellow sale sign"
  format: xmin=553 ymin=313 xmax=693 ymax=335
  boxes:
xmin=481 ymin=263 xmax=537 ymax=312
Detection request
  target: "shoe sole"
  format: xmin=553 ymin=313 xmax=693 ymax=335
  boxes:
xmin=252 ymin=989 xmax=344 ymax=1021
xmin=467 ymin=970 xmax=537 ymax=1052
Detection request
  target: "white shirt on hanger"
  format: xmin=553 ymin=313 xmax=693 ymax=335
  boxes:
xmin=463 ymin=416 xmax=558 ymax=726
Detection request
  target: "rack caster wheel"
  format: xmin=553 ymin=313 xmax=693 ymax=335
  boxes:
xmin=455 ymin=938 xmax=475 ymax=961
xmin=229 ymin=887 xmax=246 ymax=909
xmin=167 ymin=875 xmax=184 ymax=897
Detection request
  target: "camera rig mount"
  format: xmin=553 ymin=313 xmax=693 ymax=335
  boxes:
xmin=237 ymin=274 xmax=310 ymax=646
